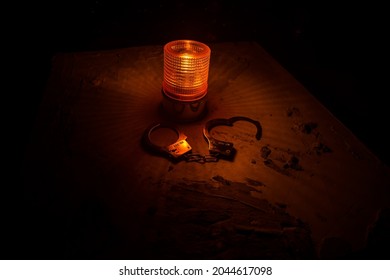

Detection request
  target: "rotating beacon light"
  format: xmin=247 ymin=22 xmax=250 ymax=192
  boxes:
xmin=162 ymin=40 xmax=211 ymax=121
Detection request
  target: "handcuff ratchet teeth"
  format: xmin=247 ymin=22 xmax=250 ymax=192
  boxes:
xmin=203 ymin=116 xmax=262 ymax=159
xmin=142 ymin=122 xmax=192 ymax=160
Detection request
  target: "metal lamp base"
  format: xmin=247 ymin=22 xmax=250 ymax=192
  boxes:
xmin=161 ymin=90 xmax=208 ymax=122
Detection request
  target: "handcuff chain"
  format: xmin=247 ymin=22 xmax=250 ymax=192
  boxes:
xmin=183 ymin=153 xmax=219 ymax=164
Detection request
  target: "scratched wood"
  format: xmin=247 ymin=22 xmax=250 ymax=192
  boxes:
xmin=23 ymin=42 xmax=390 ymax=259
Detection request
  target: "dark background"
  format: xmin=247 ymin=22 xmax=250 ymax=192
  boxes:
xmin=13 ymin=0 xmax=388 ymax=168
xmin=6 ymin=0 xmax=388 ymax=259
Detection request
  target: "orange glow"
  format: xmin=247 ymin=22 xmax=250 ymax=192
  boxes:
xmin=163 ymin=40 xmax=211 ymax=101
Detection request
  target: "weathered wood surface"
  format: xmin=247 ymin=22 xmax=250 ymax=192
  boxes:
xmin=23 ymin=42 xmax=390 ymax=259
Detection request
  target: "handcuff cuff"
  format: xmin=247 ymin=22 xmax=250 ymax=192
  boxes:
xmin=142 ymin=116 xmax=262 ymax=163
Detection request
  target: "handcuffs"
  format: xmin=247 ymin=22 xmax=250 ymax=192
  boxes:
xmin=142 ymin=116 xmax=262 ymax=163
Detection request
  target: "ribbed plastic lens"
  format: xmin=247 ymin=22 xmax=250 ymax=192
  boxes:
xmin=163 ymin=40 xmax=211 ymax=101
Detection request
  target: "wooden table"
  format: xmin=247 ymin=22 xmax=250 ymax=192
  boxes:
xmin=22 ymin=42 xmax=390 ymax=259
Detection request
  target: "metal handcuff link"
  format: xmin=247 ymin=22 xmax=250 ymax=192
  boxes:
xmin=142 ymin=117 xmax=262 ymax=163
